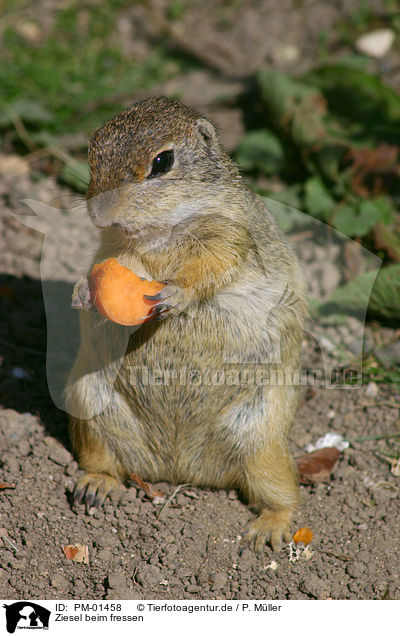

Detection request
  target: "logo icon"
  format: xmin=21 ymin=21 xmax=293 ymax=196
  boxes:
xmin=3 ymin=602 xmax=50 ymax=633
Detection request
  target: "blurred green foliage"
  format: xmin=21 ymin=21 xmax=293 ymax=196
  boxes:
xmin=322 ymin=263 xmax=400 ymax=322
xmin=0 ymin=1 xmax=190 ymax=156
xmin=236 ymin=62 xmax=400 ymax=321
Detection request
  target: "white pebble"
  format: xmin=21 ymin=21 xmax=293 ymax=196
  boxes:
xmin=356 ymin=29 xmax=395 ymax=58
xmin=365 ymin=381 xmax=378 ymax=397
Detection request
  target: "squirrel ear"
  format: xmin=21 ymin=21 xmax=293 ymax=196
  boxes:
xmin=194 ymin=118 xmax=217 ymax=145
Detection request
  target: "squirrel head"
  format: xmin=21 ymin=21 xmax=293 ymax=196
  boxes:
xmin=86 ymin=97 xmax=242 ymax=240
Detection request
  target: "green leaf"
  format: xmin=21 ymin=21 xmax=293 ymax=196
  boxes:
xmin=304 ymin=176 xmax=336 ymax=220
xmin=370 ymin=264 xmax=400 ymax=320
xmin=262 ymin=184 xmax=302 ymax=210
xmin=61 ymin=160 xmax=90 ymax=193
xmin=332 ymin=54 xmax=370 ymax=70
xmin=236 ymin=129 xmax=285 ymax=174
xmin=331 ymin=203 xmax=359 ymax=236
xmin=0 ymin=99 xmax=55 ymax=126
xmin=373 ymin=222 xmax=400 ymax=261
xmin=323 ymin=264 xmax=400 ymax=321
xmin=371 ymin=196 xmax=395 ymax=226
xmin=333 ymin=197 xmax=395 ymax=237
xmin=313 ymin=145 xmax=346 ymax=181
xmin=257 ymin=69 xmax=317 ymax=120
xmin=305 ymin=65 xmax=400 ymax=130
xmin=257 ymin=69 xmax=327 ymax=148
xmin=333 ymin=199 xmax=384 ymax=237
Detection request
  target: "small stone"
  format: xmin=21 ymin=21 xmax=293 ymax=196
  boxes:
xmin=48 ymin=445 xmax=73 ymax=467
xmin=300 ymin=573 xmax=329 ymax=599
xmin=271 ymin=44 xmax=300 ymax=65
xmin=136 ymin=564 xmax=163 ymax=588
xmin=367 ymin=561 xmax=377 ymax=576
xmin=238 ymin=549 xmax=254 ymax=572
xmin=8 ymin=556 xmax=26 ymax=570
xmin=108 ymin=571 xmax=127 ymax=589
xmin=265 ymin=560 xmax=278 ymax=571
xmin=356 ymin=29 xmax=395 ymax=58
xmin=14 ymin=551 xmax=27 ymax=560
xmin=319 ymin=336 xmax=336 ymax=353
xmin=185 ymin=584 xmax=203 ymax=593
xmin=38 ymin=563 xmax=49 ymax=577
xmin=346 ymin=562 xmax=365 ymax=579
xmin=210 ymin=571 xmax=227 ymax=590
xmin=14 ymin=21 xmax=42 ymax=44
xmin=73 ymin=579 xmax=86 ymax=595
xmin=97 ymin=549 xmax=113 ymax=562
xmin=348 ymin=580 xmax=359 ymax=594
xmin=177 ymin=567 xmax=192 ymax=580
xmin=65 ymin=461 xmax=78 ymax=476
xmin=50 ymin=574 xmax=69 ymax=589
xmin=365 ymin=381 xmax=378 ymax=397
xmin=18 ymin=439 xmax=31 ymax=456
xmin=0 ymin=154 xmax=31 ymax=177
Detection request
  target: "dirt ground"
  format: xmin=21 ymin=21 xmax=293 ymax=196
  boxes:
xmin=1 ymin=0 xmax=400 ymax=602
xmin=1 ymin=152 xmax=399 ymax=602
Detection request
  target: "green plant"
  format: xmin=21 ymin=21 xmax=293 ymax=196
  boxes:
xmin=0 ymin=1 xmax=191 ymax=175
xmin=235 ymin=64 xmax=400 ymax=321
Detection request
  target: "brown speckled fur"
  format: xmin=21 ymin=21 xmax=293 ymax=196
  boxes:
xmin=65 ymin=97 xmax=307 ymax=551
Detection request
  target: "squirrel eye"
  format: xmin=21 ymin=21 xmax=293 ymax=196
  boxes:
xmin=148 ymin=150 xmax=174 ymax=179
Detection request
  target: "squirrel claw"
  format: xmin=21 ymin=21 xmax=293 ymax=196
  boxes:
xmin=73 ymin=485 xmax=86 ymax=504
xmin=241 ymin=509 xmax=293 ymax=552
xmin=72 ymin=473 xmax=120 ymax=508
xmin=144 ymin=284 xmax=190 ymax=319
xmin=142 ymin=304 xmax=170 ymax=322
xmin=144 ymin=292 xmax=164 ymax=302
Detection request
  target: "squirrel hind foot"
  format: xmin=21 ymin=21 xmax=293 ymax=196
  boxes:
xmin=73 ymin=473 xmax=122 ymax=508
xmin=242 ymin=508 xmax=293 ymax=553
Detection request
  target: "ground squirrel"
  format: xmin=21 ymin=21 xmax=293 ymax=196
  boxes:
xmin=65 ymin=96 xmax=307 ymax=551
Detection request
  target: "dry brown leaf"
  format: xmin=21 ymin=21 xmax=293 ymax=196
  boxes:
xmin=296 ymin=447 xmax=341 ymax=484
xmin=293 ymin=527 xmax=314 ymax=546
xmin=62 ymin=544 xmax=89 ymax=564
xmin=128 ymin=473 xmax=164 ymax=500
xmin=346 ymin=143 xmax=400 ymax=197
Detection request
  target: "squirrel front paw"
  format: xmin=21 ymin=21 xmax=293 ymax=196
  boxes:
xmin=144 ymin=283 xmax=193 ymax=320
xmin=73 ymin=472 xmax=122 ymax=507
xmin=71 ymin=278 xmax=94 ymax=311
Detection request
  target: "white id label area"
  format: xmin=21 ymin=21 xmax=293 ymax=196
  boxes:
xmin=0 ymin=600 xmax=398 ymax=635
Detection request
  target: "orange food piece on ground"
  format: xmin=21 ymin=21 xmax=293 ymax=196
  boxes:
xmin=89 ymin=258 xmax=165 ymax=326
xmin=292 ymin=527 xmax=314 ymax=546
